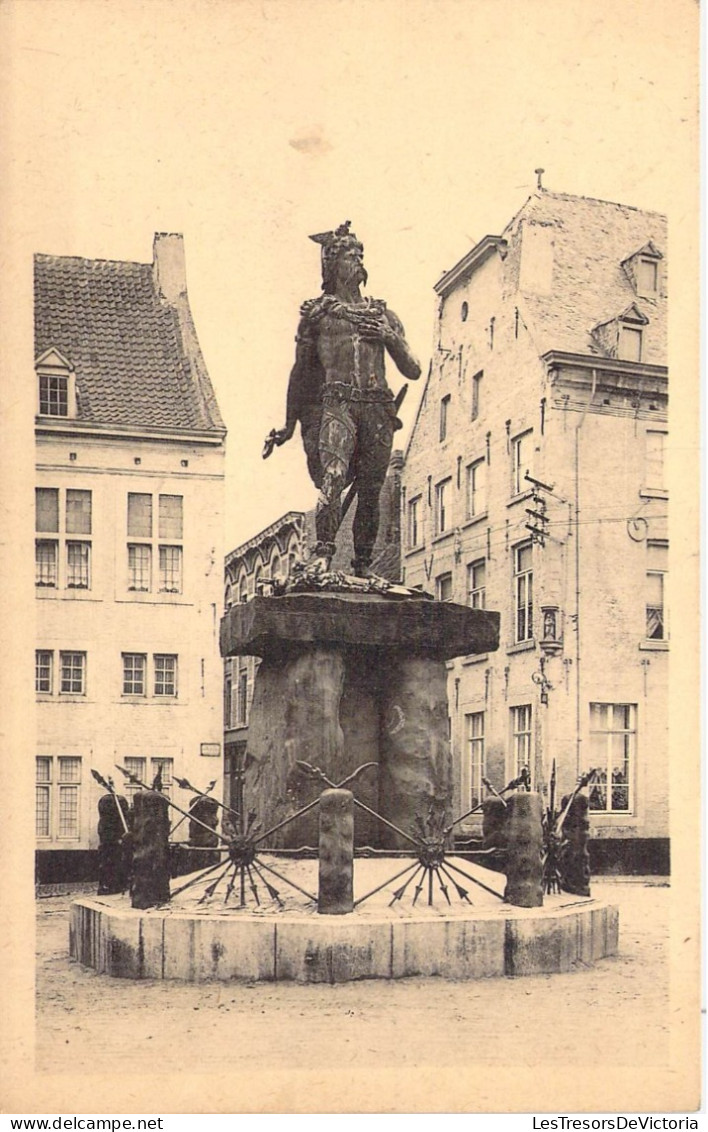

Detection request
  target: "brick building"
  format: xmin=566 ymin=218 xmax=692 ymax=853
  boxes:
xmin=34 ymin=234 xmax=226 ymax=882
xmin=401 ymin=190 xmax=668 ymax=871
xmin=223 ymin=451 xmax=403 ymax=810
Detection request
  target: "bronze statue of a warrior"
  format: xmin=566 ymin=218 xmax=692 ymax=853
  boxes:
xmin=265 ymin=222 xmax=421 ymax=576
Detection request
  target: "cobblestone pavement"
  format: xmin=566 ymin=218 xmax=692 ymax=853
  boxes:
xmin=35 ymin=879 xmax=671 ymax=1079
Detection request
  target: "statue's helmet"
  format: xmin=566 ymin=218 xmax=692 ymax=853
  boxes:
xmin=309 ymin=221 xmax=365 ymax=292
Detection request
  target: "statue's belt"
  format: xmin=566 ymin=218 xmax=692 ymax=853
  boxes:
xmin=322 ymin=383 xmax=394 ymax=405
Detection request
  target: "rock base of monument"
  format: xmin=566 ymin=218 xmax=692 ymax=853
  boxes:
xmin=70 ymin=859 xmax=619 ymax=984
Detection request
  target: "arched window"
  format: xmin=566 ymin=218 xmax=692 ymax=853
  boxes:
xmin=271 ymin=554 xmax=281 ymax=580
xmin=225 ymin=583 xmax=233 ymax=610
xmin=238 ymin=575 xmax=248 ymax=603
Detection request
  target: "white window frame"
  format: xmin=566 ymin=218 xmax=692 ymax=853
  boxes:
xmin=436 ymin=572 xmax=453 ymax=602
xmin=35 ymin=755 xmax=82 ymax=841
xmin=466 ymin=711 xmax=485 ymax=809
xmin=510 ymin=704 xmax=533 ymax=784
xmin=511 ymin=430 xmax=533 ymax=496
xmin=588 ymin=703 xmax=636 ymax=815
xmin=36 ymin=649 xmax=53 ymax=694
xmin=646 ymin=540 xmax=668 ymax=642
xmin=467 ymin=558 xmax=486 ymax=609
xmin=435 ymin=478 xmax=452 ymax=536
xmin=465 ymin=457 xmax=486 ymax=519
xmin=408 ymin=495 xmax=421 ymax=548
xmin=122 ymin=652 xmax=147 ymax=696
xmin=59 ymin=650 xmax=86 ymax=696
xmin=36 ymin=487 xmax=92 ymax=591
xmin=127 ymin=492 xmax=183 ymax=595
xmin=514 ymin=542 xmax=534 ymax=643
xmin=154 ymin=654 xmax=178 ymax=697
xmin=237 ymin=667 xmax=249 ymax=726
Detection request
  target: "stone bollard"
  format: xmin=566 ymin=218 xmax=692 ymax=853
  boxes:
xmin=131 ymin=790 xmax=170 ymax=909
xmin=559 ymin=793 xmax=592 ymax=897
xmin=318 ymin=788 xmax=354 ymax=915
xmin=97 ymin=793 xmax=131 ymax=895
xmin=504 ymin=791 xmax=544 ymax=908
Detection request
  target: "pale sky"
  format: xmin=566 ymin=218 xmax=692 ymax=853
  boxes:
xmin=4 ymin=0 xmax=698 ymax=548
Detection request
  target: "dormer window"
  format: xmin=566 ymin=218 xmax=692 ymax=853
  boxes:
xmin=637 ymin=257 xmax=658 ymax=295
xmin=621 ymin=241 xmax=663 ymax=298
xmin=591 ymin=303 xmax=649 ymax=362
xmin=618 ymin=325 xmax=642 ymax=362
xmin=35 ymin=349 xmax=77 ymax=419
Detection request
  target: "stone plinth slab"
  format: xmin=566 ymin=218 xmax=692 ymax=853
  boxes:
xmin=221 ymin=593 xmax=500 ymax=661
xmin=70 ymin=896 xmax=619 ymax=983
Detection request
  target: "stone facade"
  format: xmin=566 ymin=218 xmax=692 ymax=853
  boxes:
xmin=402 ymin=190 xmax=669 ymax=871
xmin=35 ymin=235 xmax=226 ymax=881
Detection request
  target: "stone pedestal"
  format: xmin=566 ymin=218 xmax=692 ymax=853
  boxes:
xmin=221 ymin=592 xmax=499 ymax=849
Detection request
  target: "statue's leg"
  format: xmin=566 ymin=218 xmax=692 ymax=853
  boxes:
xmin=315 ymin=400 xmax=356 ymax=558
xmin=352 ymin=403 xmax=394 ymax=573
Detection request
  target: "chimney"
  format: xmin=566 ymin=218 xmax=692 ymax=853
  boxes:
xmin=153 ymin=232 xmax=187 ymax=303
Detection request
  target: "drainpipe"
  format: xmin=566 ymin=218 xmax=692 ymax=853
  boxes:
xmin=574 ymin=369 xmax=597 ymax=774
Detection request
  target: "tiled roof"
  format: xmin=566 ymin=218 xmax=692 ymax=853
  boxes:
xmin=502 ymin=191 xmax=667 ymax=364
xmin=34 ymin=253 xmax=225 ymax=432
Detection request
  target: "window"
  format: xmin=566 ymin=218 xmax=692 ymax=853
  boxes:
xmin=511 ymin=705 xmax=533 ymax=781
xmin=127 ymin=493 xmax=152 ymax=537
xmin=465 ymin=458 xmax=486 ymax=519
xmin=237 ymin=668 xmax=248 ymax=726
xmin=36 ymin=540 xmax=58 ymax=587
xmin=467 ymin=559 xmax=486 ymax=609
xmin=60 ymin=651 xmax=85 ymax=695
xmin=36 ymin=650 xmax=53 ymax=694
xmin=36 ymin=488 xmax=92 ymax=590
xmin=158 ymin=495 xmax=183 ymax=539
xmin=123 ymin=756 xmax=146 ymax=800
xmin=35 ymin=756 xmax=82 ymax=839
xmin=123 ymin=653 xmax=146 ymax=695
xmin=588 ymin=703 xmax=635 ymax=813
xmin=128 ymin=544 xmax=151 ymax=591
xmin=471 ymin=371 xmax=483 ymax=421
xmin=408 ymin=495 xmax=421 ymax=548
xmin=645 ymin=430 xmax=666 ymax=490
xmin=511 ymin=430 xmax=533 ymax=495
xmin=271 ymin=554 xmax=281 ymax=580
xmin=436 ymin=572 xmax=453 ymax=602
xmin=646 ymin=542 xmax=668 ymax=640
xmin=466 ymin=712 xmax=485 ymax=809
xmin=66 ymin=489 xmax=91 ymax=534
xmin=435 ymin=478 xmax=452 ymax=535
xmin=151 ymin=757 xmax=174 ymax=798
xmin=439 ymin=395 xmax=451 ymax=442
xmin=159 ymin=546 xmax=182 ymax=593
xmin=127 ymin=493 xmax=183 ymax=594
xmin=637 ymin=258 xmax=658 ymax=295
xmin=66 ymin=541 xmax=90 ymax=589
xmin=36 ymin=757 xmax=52 ymax=837
xmin=224 ymin=674 xmax=233 ymax=727
xmin=618 ymin=324 xmax=642 ymax=362
xmin=39 ymin=373 xmax=68 ymax=417
xmin=36 ymin=488 xmax=59 ymax=532
xmin=514 ymin=542 xmax=533 ymax=642
xmin=154 ymin=654 xmax=177 ymax=697
xmin=239 ymin=577 xmax=248 ymax=603
xmin=58 ymin=757 xmax=81 ymax=838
